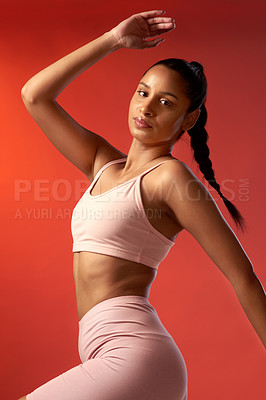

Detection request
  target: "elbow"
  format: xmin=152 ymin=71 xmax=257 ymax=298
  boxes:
xmin=21 ymin=85 xmax=55 ymax=105
xmin=21 ymin=84 xmax=27 ymax=100
xmin=21 ymin=84 xmax=36 ymax=105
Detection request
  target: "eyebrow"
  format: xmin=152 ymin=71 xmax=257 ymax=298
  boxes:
xmin=139 ymin=81 xmax=179 ymax=100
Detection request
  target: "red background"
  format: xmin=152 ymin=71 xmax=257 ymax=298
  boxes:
xmin=1 ymin=0 xmax=266 ymax=399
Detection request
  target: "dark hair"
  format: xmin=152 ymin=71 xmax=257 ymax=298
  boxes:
xmin=143 ymin=59 xmax=246 ymax=232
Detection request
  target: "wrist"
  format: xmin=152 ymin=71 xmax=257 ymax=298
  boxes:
xmin=104 ymin=29 xmax=124 ymax=50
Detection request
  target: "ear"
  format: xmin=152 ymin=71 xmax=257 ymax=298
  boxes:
xmin=181 ymin=108 xmax=201 ymax=131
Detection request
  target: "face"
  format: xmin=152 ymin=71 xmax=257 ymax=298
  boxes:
xmin=128 ymin=65 xmax=199 ymax=146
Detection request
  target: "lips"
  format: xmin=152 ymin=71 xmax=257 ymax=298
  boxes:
xmin=134 ymin=117 xmax=152 ymax=129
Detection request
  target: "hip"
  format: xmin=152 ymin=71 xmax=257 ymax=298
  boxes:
xmin=78 ymin=294 xmax=186 ymax=369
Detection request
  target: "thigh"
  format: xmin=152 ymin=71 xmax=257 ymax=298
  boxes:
xmin=26 ymin=347 xmax=186 ymax=400
xmin=26 ymin=358 xmax=116 ymax=400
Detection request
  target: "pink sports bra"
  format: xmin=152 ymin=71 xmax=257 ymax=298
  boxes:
xmin=71 ymin=158 xmax=176 ymax=270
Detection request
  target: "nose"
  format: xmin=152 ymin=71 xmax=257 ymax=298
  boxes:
xmin=140 ymin=100 xmax=155 ymax=117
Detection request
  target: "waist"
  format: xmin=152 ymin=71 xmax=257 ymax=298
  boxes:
xmin=79 ymin=295 xmax=156 ymax=327
xmin=73 ymin=252 xmax=157 ymax=320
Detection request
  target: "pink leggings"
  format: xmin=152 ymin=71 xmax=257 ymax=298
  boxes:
xmin=26 ymin=295 xmax=187 ymax=400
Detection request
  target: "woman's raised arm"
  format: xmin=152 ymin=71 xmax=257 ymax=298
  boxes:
xmin=21 ymin=10 xmax=175 ymax=180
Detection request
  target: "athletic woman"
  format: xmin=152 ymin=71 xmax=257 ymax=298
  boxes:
xmin=19 ymin=10 xmax=266 ymax=400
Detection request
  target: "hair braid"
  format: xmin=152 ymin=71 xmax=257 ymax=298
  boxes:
xmin=187 ymin=104 xmax=247 ymax=232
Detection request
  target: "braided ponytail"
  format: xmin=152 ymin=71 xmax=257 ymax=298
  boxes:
xmin=187 ymin=104 xmax=246 ymax=232
xmin=143 ymin=58 xmax=247 ymax=232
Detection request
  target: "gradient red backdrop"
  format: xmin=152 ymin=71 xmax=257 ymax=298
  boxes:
xmin=1 ymin=1 xmax=266 ymax=399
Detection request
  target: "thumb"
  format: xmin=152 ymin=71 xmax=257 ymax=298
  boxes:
xmin=144 ymin=38 xmax=165 ymax=48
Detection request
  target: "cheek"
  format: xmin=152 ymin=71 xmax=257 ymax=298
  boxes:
xmin=128 ymin=96 xmax=138 ymax=118
xmin=128 ymin=98 xmax=136 ymax=125
xmin=128 ymin=101 xmax=133 ymax=121
xmin=171 ymin=115 xmax=184 ymax=131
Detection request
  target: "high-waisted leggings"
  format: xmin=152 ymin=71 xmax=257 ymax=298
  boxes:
xmin=26 ymin=295 xmax=187 ymax=400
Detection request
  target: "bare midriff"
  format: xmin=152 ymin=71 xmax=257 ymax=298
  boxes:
xmin=73 ymin=251 xmax=157 ymax=320
xmin=72 ymin=157 xmax=184 ymax=320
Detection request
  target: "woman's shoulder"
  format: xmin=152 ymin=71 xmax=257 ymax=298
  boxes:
xmin=161 ymin=157 xmax=198 ymax=181
xmin=160 ymin=157 xmax=211 ymax=202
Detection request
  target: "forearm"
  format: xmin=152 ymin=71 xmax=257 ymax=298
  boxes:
xmin=234 ymin=272 xmax=266 ymax=348
xmin=21 ymin=31 xmax=120 ymax=102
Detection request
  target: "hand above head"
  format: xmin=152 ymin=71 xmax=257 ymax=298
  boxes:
xmin=109 ymin=10 xmax=175 ymax=49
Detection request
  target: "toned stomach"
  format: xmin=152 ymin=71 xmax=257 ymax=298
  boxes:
xmin=73 ymin=251 xmax=157 ymax=320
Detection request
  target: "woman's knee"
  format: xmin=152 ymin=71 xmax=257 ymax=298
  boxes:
xmin=17 ymin=396 xmax=27 ymax=400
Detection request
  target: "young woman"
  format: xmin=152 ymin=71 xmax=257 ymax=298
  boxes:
xmin=20 ymin=10 xmax=265 ymax=400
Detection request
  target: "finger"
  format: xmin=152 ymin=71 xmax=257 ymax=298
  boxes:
xmin=150 ymin=21 xmax=176 ymax=31
xmin=138 ymin=10 xmax=166 ymax=18
xmin=146 ymin=26 xmax=176 ymax=38
xmin=142 ymin=38 xmax=165 ymax=48
xmin=146 ymin=17 xmax=174 ymax=24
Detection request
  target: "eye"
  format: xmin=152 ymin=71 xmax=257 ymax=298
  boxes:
xmin=137 ymin=90 xmax=147 ymax=97
xmin=160 ymin=99 xmax=171 ymax=107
